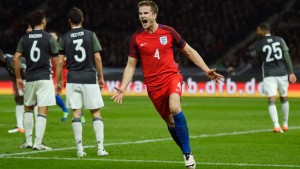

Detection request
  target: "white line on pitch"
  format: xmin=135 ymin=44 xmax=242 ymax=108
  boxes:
xmin=1 ymin=126 xmax=300 ymax=157
xmin=1 ymin=156 xmax=300 ymax=168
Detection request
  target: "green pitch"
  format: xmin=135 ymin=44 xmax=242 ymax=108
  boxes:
xmin=0 ymin=95 xmax=300 ymax=169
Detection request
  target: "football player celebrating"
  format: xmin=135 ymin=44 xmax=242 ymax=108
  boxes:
xmin=112 ymin=1 xmax=223 ymax=169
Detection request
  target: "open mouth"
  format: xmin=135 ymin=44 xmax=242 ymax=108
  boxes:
xmin=142 ymin=19 xmax=148 ymax=24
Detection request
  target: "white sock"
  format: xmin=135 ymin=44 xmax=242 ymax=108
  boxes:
xmin=34 ymin=115 xmax=47 ymax=146
xmin=281 ymin=101 xmax=289 ymax=127
xmin=16 ymin=105 xmax=24 ymax=129
xmin=72 ymin=120 xmax=83 ymax=151
xmin=24 ymin=112 xmax=34 ymax=144
xmin=268 ymin=103 xmax=280 ymax=128
xmin=93 ymin=118 xmax=104 ymax=150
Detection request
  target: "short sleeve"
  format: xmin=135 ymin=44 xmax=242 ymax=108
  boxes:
xmin=93 ymin=33 xmax=102 ymax=52
xmin=50 ymin=36 xmax=59 ymax=57
xmin=58 ymin=37 xmax=65 ymax=55
xmin=163 ymin=25 xmax=186 ymax=49
xmin=15 ymin=37 xmax=24 ymax=53
xmin=128 ymin=33 xmax=139 ymax=58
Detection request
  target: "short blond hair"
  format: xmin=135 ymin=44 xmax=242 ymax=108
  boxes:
xmin=138 ymin=0 xmax=158 ymax=14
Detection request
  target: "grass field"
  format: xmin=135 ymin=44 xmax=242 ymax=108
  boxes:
xmin=0 ymin=95 xmax=300 ymax=169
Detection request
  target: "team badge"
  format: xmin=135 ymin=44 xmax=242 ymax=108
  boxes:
xmin=160 ymin=36 xmax=168 ymax=45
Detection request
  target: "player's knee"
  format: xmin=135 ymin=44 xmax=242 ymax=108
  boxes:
xmin=169 ymin=94 xmax=181 ymax=114
xmin=280 ymin=96 xmax=288 ymax=103
xmin=169 ymin=104 xmax=181 ymax=114
xmin=25 ymin=106 xmax=34 ymax=112
xmin=268 ymin=96 xmax=276 ymax=103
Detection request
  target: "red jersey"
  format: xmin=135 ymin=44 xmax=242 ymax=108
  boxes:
xmin=51 ymin=59 xmax=68 ymax=86
xmin=129 ymin=24 xmax=186 ymax=90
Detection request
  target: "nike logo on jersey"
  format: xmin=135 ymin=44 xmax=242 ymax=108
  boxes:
xmin=140 ymin=43 xmax=147 ymax=47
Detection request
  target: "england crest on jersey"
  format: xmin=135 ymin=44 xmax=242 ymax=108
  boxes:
xmin=160 ymin=36 xmax=167 ymax=45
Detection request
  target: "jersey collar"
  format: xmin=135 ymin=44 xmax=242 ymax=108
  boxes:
xmin=72 ymin=26 xmax=82 ymax=29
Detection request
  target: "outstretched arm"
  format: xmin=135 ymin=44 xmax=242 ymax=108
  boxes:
xmin=111 ymin=57 xmax=137 ymax=104
xmin=180 ymin=43 xmax=224 ymax=84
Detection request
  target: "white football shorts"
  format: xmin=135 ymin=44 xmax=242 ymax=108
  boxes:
xmin=24 ymin=80 xmax=56 ymax=106
xmin=66 ymin=83 xmax=104 ymax=109
xmin=262 ymin=75 xmax=289 ymax=97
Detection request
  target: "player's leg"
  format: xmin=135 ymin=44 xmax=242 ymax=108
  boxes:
xmin=148 ymin=89 xmax=182 ymax=147
xmin=21 ymin=81 xmax=36 ymax=148
xmin=83 ymin=84 xmax=107 ymax=156
xmin=90 ymin=109 xmax=108 ymax=156
xmin=8 ymin=94 xmax=24 ymax=133
xmin=169 ymin=75 xmax=195 ymax=169
xmin=72 ymin=109 xmax=86 ymax=157
xmin=169 ymin=93 xmax=195 ymax=169
xmin=32 ymin=80 xmax=56 ymax=150
xmin=55 ymin=94 xmax=70 ymax=122
xmin=169 ymin=93 xmax=191 ymax=154
xmin=165 ymin=115 xmax=182 ymax=149
xmin=66 ymin=83 xmax=85 ymax=156
xmin=15 ymin=87 xmax=24 ymax=130
xmin=267 ymin=96 xmax=281 ymax=132
xmin=263 ymin=77 xmax=281 ymax=132
xmin=167 ymin=75 xmax=191 ymax=153
xmin=15 ymin=96 xmax=24 ymax=132
xmin=280 ymin=96 xmax=289 ymax=131
xmin=20 ymin=105 xmax=34 ymax=148
xmin=33 ymin=106 xmax=51 ymax=150
xmin=15 ymin=105 xmax=25 ymax=132
xmin=149 ymin=74 xmax=195 ymax=168
xmin=278 ymin=75 xmax=289 ymax=131
xmin=8 ymin=81 xmax=24 ymax=133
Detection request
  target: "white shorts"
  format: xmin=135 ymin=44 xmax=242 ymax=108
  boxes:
xmin=24 ymin=80 xmax=56 ymax=107
xmin=262 ymin=75 xmax=289 ymax=97
xmin=66 ymin=83 xmax=104 ymax=109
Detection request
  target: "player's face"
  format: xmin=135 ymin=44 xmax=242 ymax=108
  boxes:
xmin=139 ymin=6 xmax=157 ymax=29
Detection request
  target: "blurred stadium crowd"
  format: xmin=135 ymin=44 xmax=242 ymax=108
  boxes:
xmin=0 ymin=0 xmax=299 ymax=69
xmin=226 ymin=0 xmax=300 ymax=70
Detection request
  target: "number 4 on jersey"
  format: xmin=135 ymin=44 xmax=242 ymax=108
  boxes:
xmin=154 ymin=49 xmax=160 ymax=59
